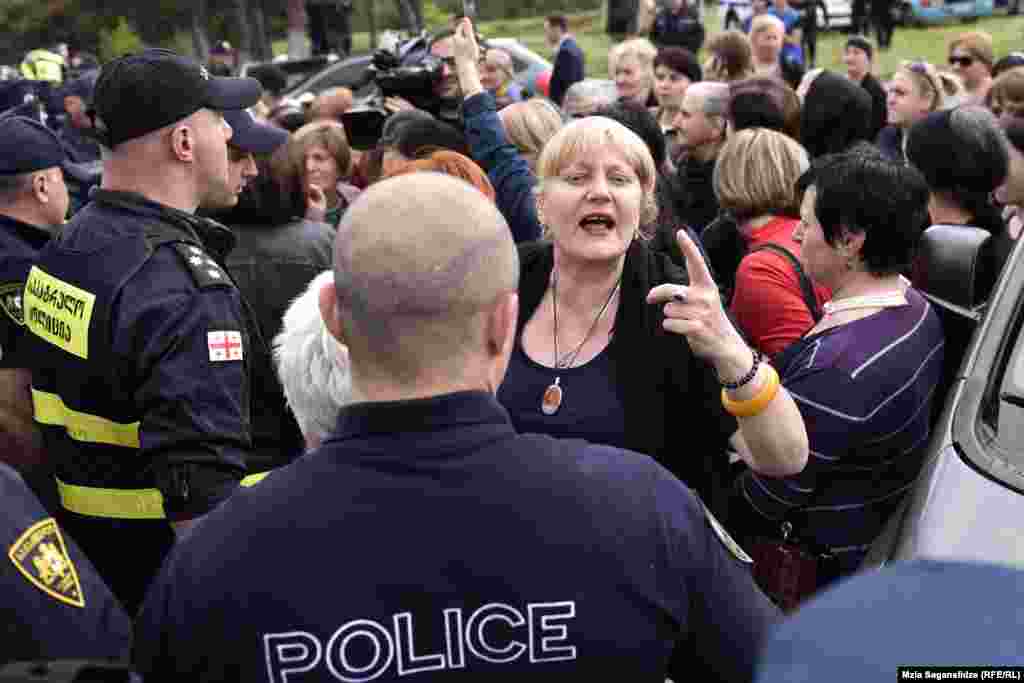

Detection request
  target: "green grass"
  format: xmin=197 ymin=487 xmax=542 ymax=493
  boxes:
xmin=275 ymin=7 xmax=1024 ymax=81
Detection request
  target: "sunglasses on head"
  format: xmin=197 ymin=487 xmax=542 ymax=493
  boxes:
xmin=949 ymin=55 xmax=974 ymax=68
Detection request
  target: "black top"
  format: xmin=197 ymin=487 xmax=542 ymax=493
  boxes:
xmin=500 ymin=341 xmax=628 ymax=450
xmin=0 ymin=462 xmax=130 ymax=665
xmin=225 ymin=218 xmax=337 ymax=469
xmin=135 ymin=391 xmax=778 ymax=682
xmin=511 ymin=241 xmax=737 ymax=512
xmin=860 ymin=72 xmax=889 ymax=142
xmin=0 ymin=213 xmax=51 ymax=369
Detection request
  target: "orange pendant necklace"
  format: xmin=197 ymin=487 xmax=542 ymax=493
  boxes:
xmin=543 ymin=271 xmax=620 ymax=416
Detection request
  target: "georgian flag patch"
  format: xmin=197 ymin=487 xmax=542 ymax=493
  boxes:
xmin=208 ymin=330 xmax=243 ymax=362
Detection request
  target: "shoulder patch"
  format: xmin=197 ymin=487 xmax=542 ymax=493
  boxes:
xmin=170 ymin=242 xmax=232 ymax=289
xmin=8 ymin=518 xmax=85 ymax=607
xmin=702 ymin=502 xmax=753 ymax=564
xmin=0 ymin=282 xmax=25 ymax=326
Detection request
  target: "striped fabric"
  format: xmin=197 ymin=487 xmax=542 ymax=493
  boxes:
xmin=739 ymin=287 xmax=945 ymax=561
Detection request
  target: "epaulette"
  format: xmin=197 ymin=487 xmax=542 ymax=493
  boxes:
xmin=170 ymin=242 xmax=234 ymax=290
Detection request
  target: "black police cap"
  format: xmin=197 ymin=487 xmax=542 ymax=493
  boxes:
xmin=91 ymin=48 xmax=261 ymax=148
xmin=0 ymin=115 xmax=66 ymax=175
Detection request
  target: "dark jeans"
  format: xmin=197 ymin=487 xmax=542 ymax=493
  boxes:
xmin=872 ymin=0 xmax=894 ymax=48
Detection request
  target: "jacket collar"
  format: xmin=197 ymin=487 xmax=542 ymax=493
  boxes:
xmin=91 ymin=189 xmax=237 ymax=260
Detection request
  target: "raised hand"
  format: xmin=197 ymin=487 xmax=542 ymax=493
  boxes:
xmin=305 ymin=184 xmax=328 ymax=222
xmin=646 ymin=229 xmax=751 ymax=373
xmin=452 ymin=17 xmax=481 ymax=65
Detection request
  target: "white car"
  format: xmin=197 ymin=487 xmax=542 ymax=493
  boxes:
xmin=719 ymin=0 xmax=852 ymax=31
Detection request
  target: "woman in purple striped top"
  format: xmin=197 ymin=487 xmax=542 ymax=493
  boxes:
xmin=730 ymin=144 xmax=946 ymax=584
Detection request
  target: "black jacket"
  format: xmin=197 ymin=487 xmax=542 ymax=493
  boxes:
xmin=550 ymin=36 xmax=585 ymax=107
xmin=800 ymin=70 xmax=873 ymax=158
xmin=515 ymin=240 xmax=737 ymax=512
xmin=861 ymin=72 xmax=889 ymax=142
xmin=651 ymin=7 xmax=705 ymax=52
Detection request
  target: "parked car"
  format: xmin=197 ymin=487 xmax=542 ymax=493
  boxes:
xmin=720 ymin=0 xmax=852 ymax=31
xmin=265 ymin=34 xmax=551 ymax=104
xmin=863 ymin=226 xmax=1024 ymax=571
xmin=895 ymin=0 xmax=996 ymax=25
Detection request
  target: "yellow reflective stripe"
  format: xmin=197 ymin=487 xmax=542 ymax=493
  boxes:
xmin=57 ymin=478 xmax=166 ymax=520
xmin=56 ymin=471 xmax=272 ymax=520
xmin=241 ymin=472 xmax=269 ymax=487
xmin=32 ymin=389 xmax=140 ymax=449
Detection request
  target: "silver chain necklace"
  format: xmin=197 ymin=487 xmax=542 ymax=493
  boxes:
xmin=541 ymin=271 xmax=620 ymax=416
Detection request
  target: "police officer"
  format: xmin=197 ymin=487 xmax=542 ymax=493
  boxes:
xmin=57 ymin=70 xmax=101 ymax=164
xmin=22 ymin=48 xmax=263 ymax=615
xmin=134 ymin=174 xmax=779 ymax=681
xmin=0 ymin=461 xmax=131 ymax=664
xmin=0 ymin=117 xmax=68 ymax=471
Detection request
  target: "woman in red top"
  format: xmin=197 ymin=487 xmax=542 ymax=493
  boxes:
xmin=711 ymin=127 xmax=831 ymax=357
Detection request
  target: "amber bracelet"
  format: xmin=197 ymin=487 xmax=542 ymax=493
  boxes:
xmin=721 ymin=364 xmax=780 ymax=418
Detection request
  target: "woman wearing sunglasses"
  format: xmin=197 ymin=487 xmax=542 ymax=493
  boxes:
xmin=948 ymin=31 xmax=994 ymax=105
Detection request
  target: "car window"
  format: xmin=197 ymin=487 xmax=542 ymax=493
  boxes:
xmin=992 ymin=311 xmax=1024 ymax=446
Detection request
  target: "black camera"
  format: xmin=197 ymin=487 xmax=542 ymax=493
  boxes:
xmin=341 ymin=46 xmax=443 ymax=150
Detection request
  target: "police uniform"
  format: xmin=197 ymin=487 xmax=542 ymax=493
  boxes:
xmin=22 ymin=49 xmax=264 ymax=615
xmin=0 ymin=118 xmax=67 ymax=376
xmin=0 ymin=462 xmax=131 ymax=664
xmin=135 ymin=391 xmax=779 ymax=681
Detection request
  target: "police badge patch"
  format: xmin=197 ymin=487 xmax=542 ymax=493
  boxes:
xmin=0 ymin=282 xmax=25 ymax=326
xmin=8 ymin=518 xmax=85 ymax=607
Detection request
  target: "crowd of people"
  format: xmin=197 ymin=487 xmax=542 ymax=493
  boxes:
xmin=1 ymin=5 xmax=1024 ymax=679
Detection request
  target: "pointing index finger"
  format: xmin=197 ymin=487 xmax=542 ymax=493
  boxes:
xmin=675 ymin=228 xmax=715 ymax=288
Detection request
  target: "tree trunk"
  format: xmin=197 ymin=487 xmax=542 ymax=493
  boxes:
xmin=233 ymin=0 xmax=253 ymax=67
xmin=367 ymin=0 xmax=376 ymax=50
xmin=395 ymin=0 xmax=422 ymax=34
xmin=249 ymin=0 xmax=271 ymax=60
xmin=192 ymin=0 xmax=211 ymax=62
xmin=286 ymin=0 xmax=308 ymax=59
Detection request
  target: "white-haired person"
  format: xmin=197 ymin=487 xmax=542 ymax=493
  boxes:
xmin=479 ymin=47 xmax=524 ymax=109
xmin=609 ymin=37 xmax=658 ymax=107
xmin=750 ymin=14 xmax=804 ymax=89
xmin=273 ymin=270 xmax=351 ymax=450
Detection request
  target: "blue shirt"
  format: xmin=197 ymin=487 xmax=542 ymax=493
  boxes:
xmin=135 ymin=391 xmax=779 ymax=682
xmin=499 ymin=342 xmax=629 ymax=450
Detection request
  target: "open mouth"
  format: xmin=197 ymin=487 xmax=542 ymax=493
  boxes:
xmin=579 ymin=214 xmax=616 ymax=232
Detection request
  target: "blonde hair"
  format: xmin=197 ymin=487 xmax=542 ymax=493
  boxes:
xmin=896 ymin=61 xmax=948 ymax=112
xmin=950 ymin=30 xmax=995 ymax=67
xmin=536 ymin=117 xmax=659 ymax=238
xmin=483 ymin=48 xmax=515 ymax=81
xmin=750 ymin=14 xmax=785 ymax=37
xmin=498 ymin=98 xmax=563 ymax=171
xmin=713 ymin=127 xmax=809 ymax=220
xmin=608 ymin=38 xmax=658 ymax=79
xmin=705 ymin=30 xmax=754 ymax=82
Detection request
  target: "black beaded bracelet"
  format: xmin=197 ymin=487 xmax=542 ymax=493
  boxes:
xmin=716 ymin=349 xmax=762 ymax=390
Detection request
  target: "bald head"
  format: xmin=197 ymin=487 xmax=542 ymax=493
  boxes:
xmin=328 ymin=173 xmax=519 ymax=389
xmin=686 ymin=81 xmax=731 ymax=117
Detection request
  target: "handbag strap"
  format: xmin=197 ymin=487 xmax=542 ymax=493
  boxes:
xmin=750 ymin=242 xmax=823 ymax=322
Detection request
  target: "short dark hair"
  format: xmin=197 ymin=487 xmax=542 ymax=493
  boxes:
xmin=905 ymin=106 xmax=1008 ymax=236
xmin=249 ymin=64 xmax=288 ymax=96
xmin=546 ymin=14 xmax=569 ymax=32
xmin=653 ymin=46 xmax=702 ymax=84
xmin=797 ymin=143 xmax=930 ymax=276
xmin=392 ymin=118 xmax=470 ymax=160
xmin=595 ymin=99 xmax=666 ymax=168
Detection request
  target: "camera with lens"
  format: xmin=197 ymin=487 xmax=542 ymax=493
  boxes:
xmin=341 ymin=43 xmax=444 ymax=150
